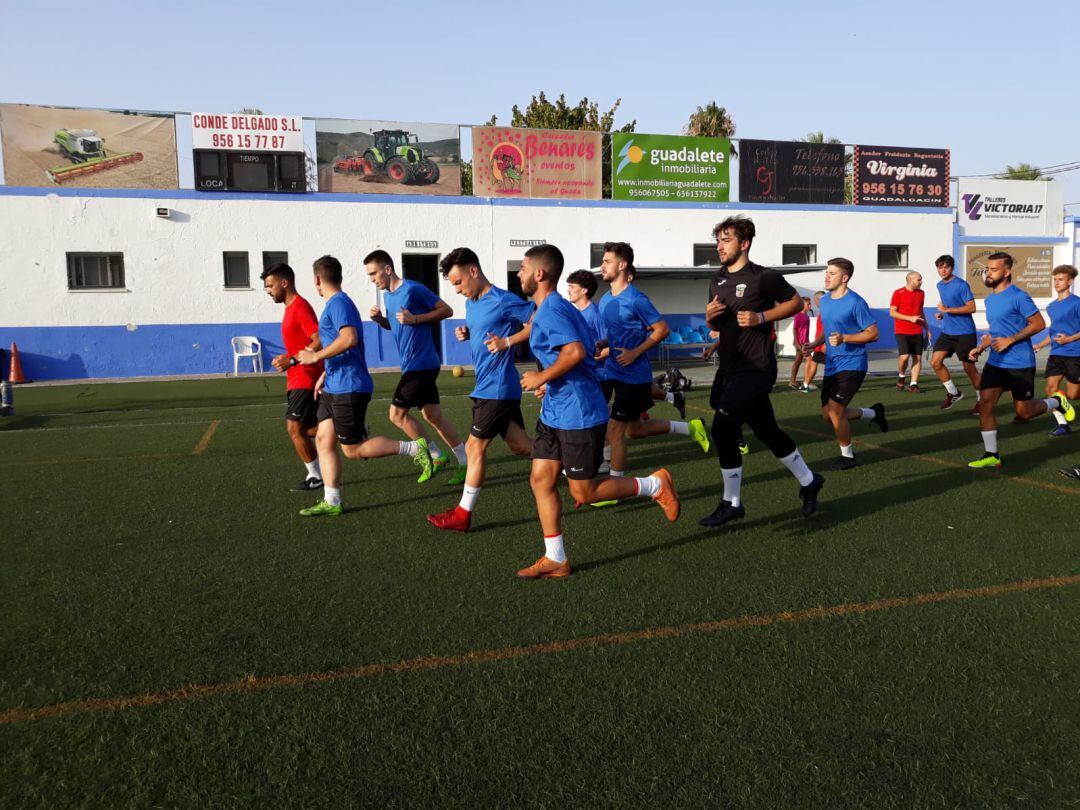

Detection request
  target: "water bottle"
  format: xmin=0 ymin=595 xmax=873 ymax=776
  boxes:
xmin=0 ymin=380 xmax=12 ymax=416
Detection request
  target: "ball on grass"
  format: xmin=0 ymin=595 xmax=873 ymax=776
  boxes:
xmin=452 ymin=365 xmax=465 ymax=378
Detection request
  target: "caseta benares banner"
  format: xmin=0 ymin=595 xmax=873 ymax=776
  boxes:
xmin=471 ymin=127 xmax=601 ymax=199
xmin=612 ymin=133 xmax=730 ymax=201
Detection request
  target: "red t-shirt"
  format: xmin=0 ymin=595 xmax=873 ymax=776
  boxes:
xmin=282 ymin=295 xmax=323 ymax=389
xmin=814 ymin=313 xmax=824 ymax=340
xmin=890 ymin=288 xmax=925 ymax=336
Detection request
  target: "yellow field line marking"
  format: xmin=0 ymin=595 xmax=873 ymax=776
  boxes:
xmin=2 ymin=572 xmax=1077 ymax=726
xmin=191 ymin=420 xmax=221 ymax=456
xmin=685 ymin=403 xmax=1080 ymax=498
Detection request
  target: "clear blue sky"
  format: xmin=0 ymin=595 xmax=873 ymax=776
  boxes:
xmin=1 ymin=0 xmax=1077 ymax=207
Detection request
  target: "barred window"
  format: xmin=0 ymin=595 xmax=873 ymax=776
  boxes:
xmin=782 ymin=244 xmax=817 ymax=266
xmin=878 ymin=245 xmax=909 ymax=270
xmin=223 ymin=252 xmax=251 ymax=288
xmin=67 ymin=253 xmax=125 ymax=290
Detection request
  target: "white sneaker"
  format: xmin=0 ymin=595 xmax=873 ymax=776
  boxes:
xmin=598 ymin=461 xmax=611 ymax=475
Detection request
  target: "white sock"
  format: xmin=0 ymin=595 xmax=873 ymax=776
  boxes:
xmin=603 ymin=445 xmax=612 ymax=462
xmin=304 ymin=459 xmax=321 ymax=479
xmin=981 ymin=430 xmax=998 ymax=454
xmin=1044 ymin=397 xmax=1061 ymax=412
xmin=1053 ymin=409 xmax=1068 ymax=426
xmin=840 ymin=443 xmax=854 ymax=459
xmin=859 ymin=407 xmax=875 ymax=420
xmin=975 ymin=390 xmax=981 ymax=402
xmin=721 ymin=467 xmax=742 ymax=507
xmin=459 ymin=485 xmax=481 ymax=512
xmin=429 ymin=444 xmax=445 ymax=460
xmin=634 ymin=475 xmax=661 ymax=498
xmin=324 ymin=486 xmax=341 ymax=506
xmin=944 ymin=379 xmax=959 ymax=395
xmin=451 ymin=443 xmax=467 ymax=465
xmin=665 ymin=391 xmax=675 ymax=404
xmin=779 ymin=449 xmax=815 ymax=486
xmin=610 ymin=470 xmax=625 ymax=478
xmin=544 ymin=533 xmax=566 ymax=564
xmin=398 ymin=440 xmax=419 ymax=456
xmin=669 ymin=421 xmax=690 ymax=436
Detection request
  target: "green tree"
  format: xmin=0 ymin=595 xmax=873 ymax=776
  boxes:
xmin=685 ymin=102 xmax=736 ymax=139
xmin=233 ymin=107 xmax=264 ymax=115
xmin=796 ymin=131 xmax=853 ymax=203
xmin=483 ymin=92 xmax=635 ymax=197
xmin=460 ymin=159 xmax=473 ymax=195
xmin=996 ymin=163 xmax=1051 ymax=181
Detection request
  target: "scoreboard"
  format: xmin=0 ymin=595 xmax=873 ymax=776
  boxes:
xmin=191 ymin=112 xmax=307 ymax=193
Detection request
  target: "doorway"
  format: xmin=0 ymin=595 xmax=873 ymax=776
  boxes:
xmin=401 ymin=252 xmax=442 ymax=360
xmin=506 ymin=260 xmax=533 ymax=362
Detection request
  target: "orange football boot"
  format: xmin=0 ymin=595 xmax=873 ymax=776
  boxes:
xmin=516 ymin=555 xmax=572 ymax=579
xmin=650 ymin=467 xmax=680 ymax=521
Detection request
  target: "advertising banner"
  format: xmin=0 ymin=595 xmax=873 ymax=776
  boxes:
xmin=738 ymin=139 xmax=845 ymax=204
xmin=0 ymin=103 xmax=178 ymax=188
xmin=316 ymin=119 xmax=461 ymax=195
xmin=958 ymin=178 xmax=1064 ymax=237
xmin=471 ymin=127 xmax=601 ymax=200
xmin=964 ymin=244 xmax=1056 ymax=299
xmin=611 ymin=132 xmax=730 ymax=201
xmin=191 ymin=112 xmax=303 ymax=152
xmin=853 ymin=145 xmax=949 ymax=207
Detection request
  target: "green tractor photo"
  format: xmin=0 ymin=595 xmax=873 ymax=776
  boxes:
xmin=333 ymin=129 xmax=441 ymax=185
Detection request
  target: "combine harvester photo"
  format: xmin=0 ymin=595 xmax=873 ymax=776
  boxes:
xmin=46 ymin=129 xmax=143 ymax=184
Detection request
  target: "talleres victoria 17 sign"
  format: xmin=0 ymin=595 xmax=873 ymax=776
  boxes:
xmin=853 ymin=145 xmax=949 ymax=207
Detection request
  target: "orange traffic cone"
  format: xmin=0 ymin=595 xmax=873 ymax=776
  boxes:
xmin=8 ymin=343 xmax=26 ymax=383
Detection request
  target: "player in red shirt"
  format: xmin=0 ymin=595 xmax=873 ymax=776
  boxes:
xmin=262 ymin=263 xmax=326 ymax=491
xmin=889 ymin=272 xmax=931 ymax=393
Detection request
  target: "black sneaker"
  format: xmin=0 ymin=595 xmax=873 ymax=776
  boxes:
xmin=291 ymin=476 xmax=324 ymax=492
xmin=871 ymin=402 xmax=889 ymax=433
xmin=1058 ymin=463 xmax=1080 ymax=481
xmin=698 ymin=500 xmax=746 ymax=528
xmin=799 ymin=472 xmax=825 ymax=517
xmin=829 ymin=457 xmax=858 ymax=471
xmin=672 ymin=391 xmax=687 ymax=420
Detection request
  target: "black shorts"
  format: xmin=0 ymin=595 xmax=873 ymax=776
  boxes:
xmin=601 ymin=379 xmax=616 ymax=403
xmin=896 ymin=334 xmax=925 ymax=356
xmin=811 ymin=351 xmax=826 ymax=364
xmin=531 ymin=420 xmax=607 ymax=480
xmin=980 ymin=364 xmax=1035 ymax=401
xmin=609 ymin=381 xmax=654 ymax=422
xmin=710 ymin=368 xmax=776 ymax=421
xmin=1045 ymin=355 xmax=1080 ymax=385
xmin=932 ymin=332 xmax=977 ymax=361
xmin=285 ymin=388 xmax=318 ymax=426
xmin=470 ymin=398 xmax=525 ymax=440
xmin=392 ymin=369 xmax=440 ymax=409
xmin=820 ymin=371 xmax=867 ymax=407
xmin=317 ymin=392 xmax=371 ymax=445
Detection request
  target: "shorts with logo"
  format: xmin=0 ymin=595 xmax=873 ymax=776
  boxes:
xmin=531 ymin=420 xmax=607 ymax=480
xmin=285 ymin=388 xmax=318 ymax=426
xmin=820 ymin=371 xmax=867 ymax=407
xmin=470 ymin=398 xmax=525 ymax=440
xmin=932 ymin=332 xmax=977 ymax=360
xmin=392 ymin=369 xmax=440 ymax=409
xmin=1045 ymin=355 xmax=1080 ymax=385
xmin=610 ymin=381 xmax=654 ymax=422
xmin=317 ymin=392 xmax=371 ymax=445
xmin=710 ymin=367 xmax=776 ymax=421
xmin=980 ymin=364 xmax=1035 ymax=401
xmin=896 ymin=334 xmax=925 ymax=356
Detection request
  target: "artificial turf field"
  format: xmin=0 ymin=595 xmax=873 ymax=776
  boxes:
xmin=2 ymin=369 xmax=1079 ymax=807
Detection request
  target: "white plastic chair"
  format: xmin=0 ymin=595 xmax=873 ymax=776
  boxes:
xmin=231 ymin=336 xmax=263 ymax=375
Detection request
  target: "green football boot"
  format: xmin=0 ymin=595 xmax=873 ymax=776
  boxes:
xmin=299 ymin=499 xmax=343 ymax=517
xmin=414 ymin=437 xmax=436 ymax=483
xmin=1053 ymin=391 xmax=1076 ymax=423
xmin=590 ymin=500 xmax=620 ymax=508
xmin=967 ymin=452 xmax=1001 ymax=470
xmin=688 ymin=418 xmax=710 ymax=453
xmin=738 ymin=440 xmax=750 ymax=456
xmin=446 ymin=462 xmax=468 ymax=486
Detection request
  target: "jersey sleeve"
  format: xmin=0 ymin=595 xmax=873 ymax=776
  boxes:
xmin=298 ymin=300 xmax=320 ymax=337
xmin=852 ymin=296 xmax=877 ymax=332
xmin=761 ymin=270 xmax=798 ymax=305
xmin=502 ymin=294 xmax=536 ymax=327
xmin=959 ymin=281 xmax=974 ymax=304
xmin=1016 ymin=290 xmax=1039 ymax=320
xmin=632 ymin=291 xmax=663 ymax=327
xmin=411 ymin=282 xmax=441 ymax=312
xmin=890 ymin=289 xmax=901 ymax=309
xmin=545 ymin=307 xmax=584 ymax=351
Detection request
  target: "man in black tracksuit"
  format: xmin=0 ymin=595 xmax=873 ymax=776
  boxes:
xmin=700 ymin=215 xmax=825 ymax=527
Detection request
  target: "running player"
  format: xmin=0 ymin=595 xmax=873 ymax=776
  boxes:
xmin=295 ymin=256 xmax=435 ymax=516
xmin=889 ymin=271 xmax=930 ymax=393
xmin=929 ymin=254 xmax=982 ymax=412
xmin=364 ymin=250 xmax=467 ymax=484
xmin=803 ymin=258 xmax=888 ymax=471
xmin=800 ymin=291 xmax=826 ymax=392
xmin=699 ymin=216 xmax=824 ymax=528
xmin=426 ymin=248 xmax=536 ymax=532
xmin=262 ymin=262 xmax=324 ymax=492
xmin=1033 ymin=264 xmax=1080 ymax=437
xmin=515 ymin=244 xmax=679 ymax=579
xmin=967 ymin=253 xmax=1072 ymax=468
xmin=595 ymin=242 xmax=709 ymax=480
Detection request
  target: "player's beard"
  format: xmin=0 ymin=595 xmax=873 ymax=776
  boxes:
xmin=719 ymin=246 xmax=743 ymax=267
